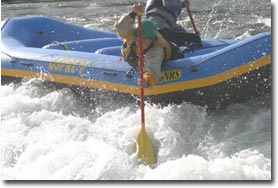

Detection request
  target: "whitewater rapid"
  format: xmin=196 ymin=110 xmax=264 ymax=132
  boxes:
xmin=1 ymin=0 xmax=272 ymax=181
xmin=1 ymin=79 xmax=271 ymax=180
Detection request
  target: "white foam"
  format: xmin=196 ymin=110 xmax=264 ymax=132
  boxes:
xmin=142 ymin=149 xmax=270 ymax=180
xmin=0 ymin=80 xmax=271 ymax=180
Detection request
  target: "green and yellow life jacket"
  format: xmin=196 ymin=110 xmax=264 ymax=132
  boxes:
xmin=121 ymin=32 xmax=171 ymax=69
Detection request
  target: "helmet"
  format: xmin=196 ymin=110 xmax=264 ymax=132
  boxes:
xmin=132 ymin=20 xmax=157 ymax=39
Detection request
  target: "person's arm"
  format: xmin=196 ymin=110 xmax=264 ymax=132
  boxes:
xmin=114 ymin=3 xmax=145 ymax=42
xmin=114 ymin=13 xmax=135 ymax=43
xmin=138 ymin=46 xmax=164 ymax=88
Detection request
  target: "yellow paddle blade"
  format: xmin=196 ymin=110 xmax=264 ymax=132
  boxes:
xmin=136 ymin=126 xmax=155 ymax=166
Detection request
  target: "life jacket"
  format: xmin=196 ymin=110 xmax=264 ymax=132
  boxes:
xmin=145 ymin=0 xmax=183 ymax=19
xmin=121 ymin=32 xmax=172 ymax=69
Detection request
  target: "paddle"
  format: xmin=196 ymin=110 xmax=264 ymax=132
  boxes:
xmin=135 ymin=11 xmax=155 ymax=167
xmin=185 ymin=3 xmax=200 ymax=35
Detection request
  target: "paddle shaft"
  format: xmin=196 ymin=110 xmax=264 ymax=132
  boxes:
xmin=137 ymin=14 xmax=145 ymax=129
xmin=186 ymin=6 xmax=200 ymax=35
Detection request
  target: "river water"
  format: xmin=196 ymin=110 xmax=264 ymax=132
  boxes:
xmin=1 ymin=0 xmax=272 ymax=180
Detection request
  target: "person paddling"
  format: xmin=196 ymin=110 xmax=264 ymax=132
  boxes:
xmin=145 ymin=0 xmax=202 ymax=48
xmin=114 ymin=2 xmax=184 ymax=88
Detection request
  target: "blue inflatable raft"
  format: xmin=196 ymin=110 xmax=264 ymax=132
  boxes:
xmin=1 ymin=16 xmax=272 ymax=108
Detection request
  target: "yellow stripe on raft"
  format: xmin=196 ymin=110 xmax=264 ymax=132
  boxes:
xmin=146 ymin=55 xmax=271 ymax=95
xmin=1 ymin=68 xmax=140 ymax=94
xmin=1 ymin=55 xmax=271 ymax=96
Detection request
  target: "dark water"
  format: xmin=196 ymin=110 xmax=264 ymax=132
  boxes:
xmin=1 ymin=0 xmax=272 ymax=180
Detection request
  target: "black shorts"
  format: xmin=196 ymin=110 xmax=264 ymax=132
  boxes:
xmin=158 ymin=28 xmax=202 ymax=48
